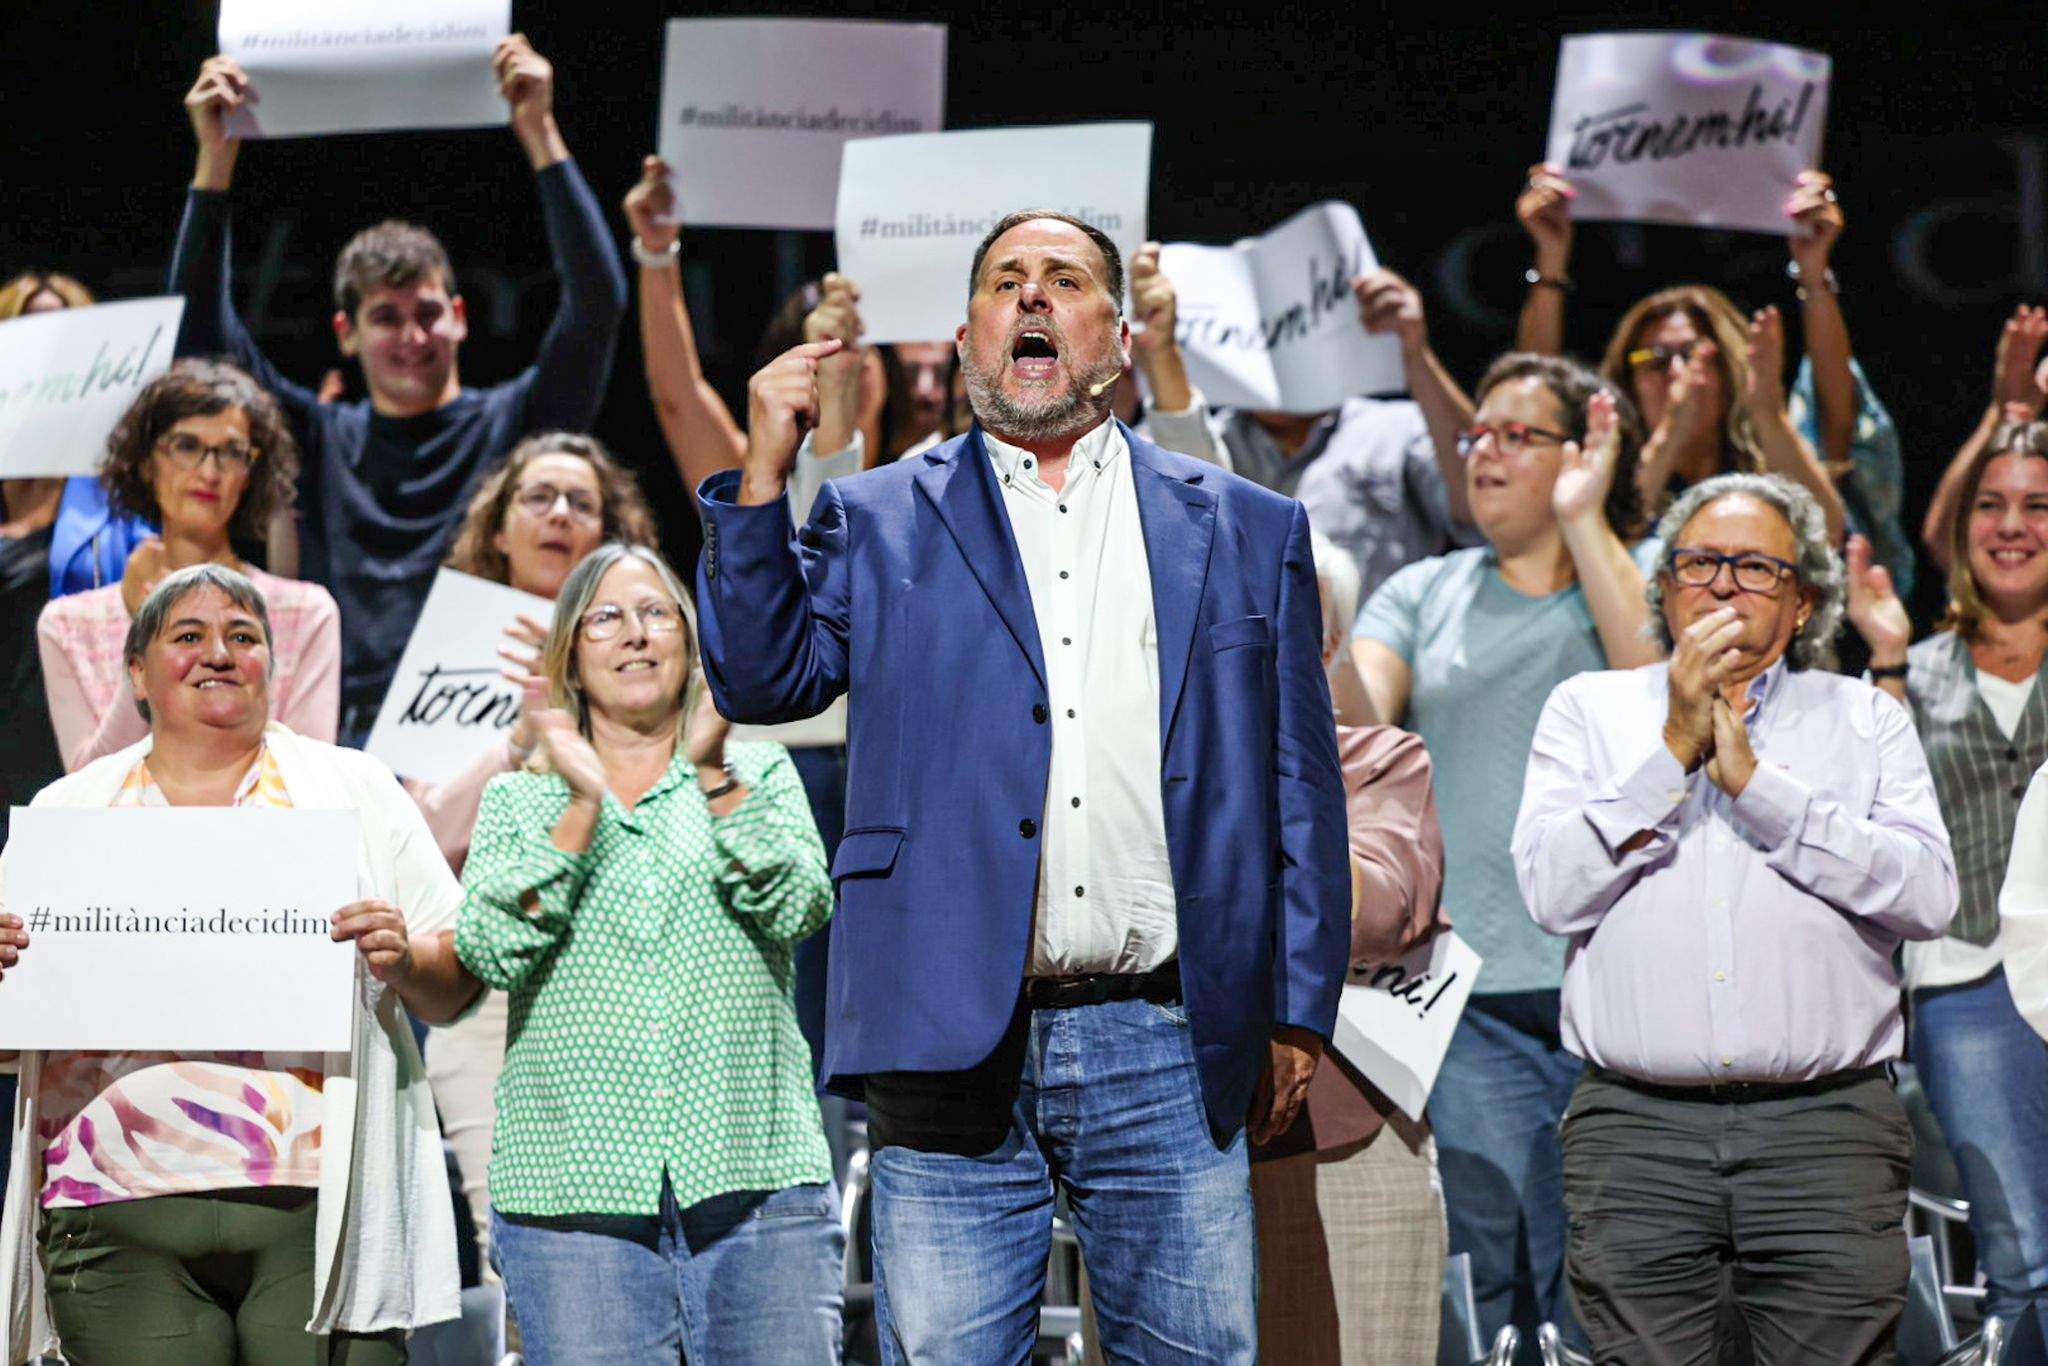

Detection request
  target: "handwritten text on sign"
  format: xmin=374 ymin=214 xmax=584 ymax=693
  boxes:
xmin=1544 ymin=33 xmax=1829 ymax=237
xmin=1328 ymin=931 xmax=1481 ymax=1123
xmin=1160 ymin=202 xmax=1403 ymax=413
xmin=0 ymin=297 xmax=184 ymax=478
xmin=218 ymin=0 xmax=510 ymax=140
xmin=835 ymin=122 xmax=1152 ymax=344
xmin=364 ymin=569 xmax=551 ymax=786
xmin=658 ymin=19 xmax=946 ymax=232
xmin=0 ymin=808 xmax=358 ymax=1051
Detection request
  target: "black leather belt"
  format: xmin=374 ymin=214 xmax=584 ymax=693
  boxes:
xmin=1593 ymin=1062 xmax=1890 ymax=1105
xmin=1024 ymin=961 xmax=1182 ymax=1010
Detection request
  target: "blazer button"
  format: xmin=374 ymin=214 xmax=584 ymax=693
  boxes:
xmin=1019 ymin=819 xmax=1038 ymax=838
xmin=1032 ymin=704 xmax=1048 ymax=724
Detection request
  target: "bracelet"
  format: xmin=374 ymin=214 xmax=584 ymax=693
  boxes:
xmin=1524 ymin=267 xmax=1573 ymax=292
xmin=632 ymin=237 xmax=681 ymax=269
xmin=1785 ymin=258 xmax=1839 ymax=300
xmin=1868 ymin=663 xmax=1908 ymax=681
xmin=699 ymin=759 xmax=739 ymax=801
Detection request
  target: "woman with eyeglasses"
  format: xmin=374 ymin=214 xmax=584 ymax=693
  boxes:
xmin=1514 ymin=164 xmax=1871 ymax=560
xmin=37 ymin=359 xmax=338 ymax=772
xmin=416 ymin=429 xmax=657 ymax=1272
xmin=455 ymin=542 xmax=841 ymax=1363
xmin=1847 ymin=417 xmax=2048 ymax=1333
xmin=1349 ymin=352 xmax=1659 ymax=1353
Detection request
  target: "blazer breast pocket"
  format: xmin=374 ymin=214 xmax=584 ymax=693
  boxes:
xmin=1209 ymin=615 xmax=1273 ymax=652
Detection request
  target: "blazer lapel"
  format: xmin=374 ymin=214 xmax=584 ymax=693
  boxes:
xmin=1128 ymin=431 xmax=1216 ymax=747
xmin=914 ymin=429 xmax=1047 ymax=687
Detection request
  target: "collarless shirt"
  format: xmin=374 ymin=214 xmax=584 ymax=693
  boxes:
xmin=983 ymin=421 xmax=1178 ymax=978
xmin=1513 ymin=661 xmax=1957 ymax=1084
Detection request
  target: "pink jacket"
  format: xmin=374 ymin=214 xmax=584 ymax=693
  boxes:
xmin=37 ymin=569 xmax=341 ymax=772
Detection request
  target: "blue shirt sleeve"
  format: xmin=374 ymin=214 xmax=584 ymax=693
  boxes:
xmin=1351 ymin=555 xmax=1432 ymax=663
xmin=516 ymin=159 xmax=628 ymax=434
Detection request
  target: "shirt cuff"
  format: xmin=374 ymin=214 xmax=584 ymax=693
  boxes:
xmin=1728 ymin=761 xmax=1809 ymax=850
xmin=1586 ymin=744 xmax=1693 ymax=853
xmin=799 ymin=428 xmax=864 ymax=465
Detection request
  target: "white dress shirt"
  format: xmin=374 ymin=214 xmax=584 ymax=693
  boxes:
xmin=983 ymin=420 xmax=1179 ymax=977
xmin=1513 ymin=661 xmax=1957 ymax=1083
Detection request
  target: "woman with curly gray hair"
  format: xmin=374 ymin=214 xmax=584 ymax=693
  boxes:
xmin=1514 ymin=469 xmax=1955 ymax=1360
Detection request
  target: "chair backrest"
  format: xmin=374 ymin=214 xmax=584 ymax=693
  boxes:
xmin=1901 ymin=1232 xmax=1961 ymax=1363
xmin=1439 ymin=1252 xmax=1484 ymax=1366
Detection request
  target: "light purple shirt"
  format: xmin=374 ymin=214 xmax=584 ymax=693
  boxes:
xmin=1512 ymin=660 xmax=1958 ymax=1084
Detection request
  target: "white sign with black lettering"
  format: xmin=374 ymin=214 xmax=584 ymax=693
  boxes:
xmin=834 ymin=122 xmax=1153 ymax=344
xmin=1159 ymin=202 xmax=1403 ymax=413
xmin=218 ymin=0 xmax=510 ymax=140
xmin=658 ymin=19 xmax=947 ymax=231
xmin=1544 ymin=32 xmax=1830 ymax=236
xmin=1329 ymin=931 xmax=1481 ymax=1122
xmin=365 ymin=569 xmax=550 ymax=786
xmin=0 ymin=297 xmax=185 ymax=477
xmin=0 ymin=808 xmax=358 ymax=1050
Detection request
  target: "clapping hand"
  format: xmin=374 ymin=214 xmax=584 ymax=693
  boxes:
xmin=1663 ymin=606 xmax=1745 ymax=772
xmin=521 ymin=678 xmax=608 ymax=807
xmin=1844 ymin=535 xmax=1911 ymax=666
xmin=1743 ymin=306 xmax=1788 ymax=419
xmin=1992 ymin=305 xmax=2048 ymax=418
xmin=1786 ymin=171 xmax=1844 ymax=278
xmin=1551 ymin=389 xmax=1621 ymax=526
xmin=498 ymin=613 xmax=550 ymax=759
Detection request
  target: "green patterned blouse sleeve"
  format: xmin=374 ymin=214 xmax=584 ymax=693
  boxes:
xmin=455 ymin=771 xmax=593 ymax=992
xmin=711 ymin=744 xmax=833 ymax=944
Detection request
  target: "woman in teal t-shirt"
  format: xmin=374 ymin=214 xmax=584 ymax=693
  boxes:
xmin=1352 ymin=352 xmax=1658 ymax=1353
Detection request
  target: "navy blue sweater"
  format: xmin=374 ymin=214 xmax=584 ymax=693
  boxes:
xmin=167 ymin=160 xmax=626 ymax=712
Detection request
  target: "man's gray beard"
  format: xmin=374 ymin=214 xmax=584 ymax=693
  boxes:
xmin=961 ymin=352 xmax=1107 ymax=443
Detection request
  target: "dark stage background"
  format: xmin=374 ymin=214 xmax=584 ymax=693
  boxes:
xmin=3 ymin=4 xmax=2041 ymax=622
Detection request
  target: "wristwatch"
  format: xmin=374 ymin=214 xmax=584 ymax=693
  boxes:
xmin=699 ymin=759 xmax=739 ymax=801
xmin=1524 ymin=267 xmax=1573 ymax=292
xmin=632 ymin=237 xmax=681 ymax=270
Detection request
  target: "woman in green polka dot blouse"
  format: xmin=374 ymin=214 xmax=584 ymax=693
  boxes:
xmin=454 ymin=543 xmax=843 ymax=1362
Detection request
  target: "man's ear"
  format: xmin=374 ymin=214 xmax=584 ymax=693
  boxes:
xmin=448 ymin=294 xmax=470 ymax=345
xmin=332 ymin=311 xmax=358 ymax=358
xmin=954 ymin=322 xmax=968 ymax=357
xmin=1117 ymin=316 xmax=1133 ymax=369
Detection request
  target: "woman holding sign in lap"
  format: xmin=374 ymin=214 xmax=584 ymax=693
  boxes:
xmin=455 ymin=543 xmax=840 ymax=1364
xmin=38 ymin=360 xmax=341 ymax=772
xmin=0 ymin=562 xmax=482 ymax=1364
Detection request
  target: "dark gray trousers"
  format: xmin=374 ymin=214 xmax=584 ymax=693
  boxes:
xmin=1561 ymin=1070 xmax=1912 ymax=1366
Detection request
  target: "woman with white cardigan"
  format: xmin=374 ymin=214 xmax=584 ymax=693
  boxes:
xmin=0 ymin=563 xmax=480 ymax=1364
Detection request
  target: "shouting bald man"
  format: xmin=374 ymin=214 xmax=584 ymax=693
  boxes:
xmin=693 ymin=210 xmax=1349 ymax=1361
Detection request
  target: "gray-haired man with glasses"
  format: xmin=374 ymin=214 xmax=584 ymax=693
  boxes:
xmin=1511 ymin=472 xmax=1958 ymax=1362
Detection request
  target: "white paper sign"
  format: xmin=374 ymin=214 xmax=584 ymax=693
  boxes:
xmin=218 ymin=0 xmax=511 ymax=140
xmin=658 ymin=19 xmax=947 ymax=232
xmin=0 ymin=297 xmax=184 ymax=478
xmin=365 ymin=569 xmax=551 ymax=786
xmin=1160 ymin=203 xmax=1403 ymax=413
xmin=835 ymin=122 xmax=1152 ymax=343
xmin=1544 ymin=32 xmax=1829 ymax=237
xmin=1329 ymin=931 xmax=1481 ymax=1122
xmin=0 ymin=808 xmax=358 ymax=1050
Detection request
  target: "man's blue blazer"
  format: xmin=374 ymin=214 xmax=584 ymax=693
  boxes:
xmin=695 ymin=424 xmax=1350 ymax=1138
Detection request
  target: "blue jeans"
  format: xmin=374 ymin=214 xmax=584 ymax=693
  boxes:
xmin=491 ymin=1179 xmax=844 ymax=1364
xmin=868 ymin=997 xmax=1256 ymax=1364
xmin=1912 ymin=968 xmax=2048 ymax=1324
xmin=1428 ymin=990 xmax=1583 ymax=1361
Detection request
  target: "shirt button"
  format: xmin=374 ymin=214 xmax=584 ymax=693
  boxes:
xmin=1714 ymin=971 xmax=1727 ymax=983
xmin=1070 ymin=797 xmax=1081 ymax=808
xmin=1061 ymin=637 xmax=1072 ymax=646
xmin=1020 ymin=819 xmax=1037 ymax=838
xmin=1074 ymin=885 xmax=1085 ymax=897
xmin=1059 ymin=570 xmax=1070 ymax=580
xmin=1066 ymin=708 xmax=1076 ymax=719
xmin=2010 ymin=747 xmax=2022 ymax=763
xmin=1720 ymin=1056 xmax=1734 ymax=1068
xmin=1058 ymin=505 xmax=1069 ymax=513
xmin=1032 ymin=704 xmax=1048 ymax=724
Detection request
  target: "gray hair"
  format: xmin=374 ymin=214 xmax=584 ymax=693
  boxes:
xmin=123 ymin=563 xmax=274 ymax=723
xmin=540 ymin=542 xmax=702 ymax=745
xmin=1645 ymin=473 xmax=1844 ymax=670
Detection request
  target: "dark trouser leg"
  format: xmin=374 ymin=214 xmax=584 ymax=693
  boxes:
xmin=1726 ymin=1077 xmax=1911 ymax=1366
xmin=1561 ymin=1075 xmax=1728 ymax=1366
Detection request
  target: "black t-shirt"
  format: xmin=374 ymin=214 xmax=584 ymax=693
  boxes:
xmin=0 ymin=527 xmax=61 ymax=849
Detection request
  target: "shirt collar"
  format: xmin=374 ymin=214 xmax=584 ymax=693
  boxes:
xmin=1740 ymin=655 xmax=1790 ymax=721
xmin=981 ymin=418 xmax=1123 ymax=486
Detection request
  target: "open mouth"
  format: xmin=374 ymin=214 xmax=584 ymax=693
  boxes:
xmin=193 ymin=678 xmax=240 ymax=689
xmin=617 ymin=659 xmax=656 ymax=673
xmin=1010 ymin=329 xmax=1061 ymax=381
xmin=1988 ymin=548 xmax=2038 ymax=566
xmin=539 ymin=538 xmax=574 ymax=554
xmin=1472 ymin=471 xmax=1509 ymax=490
